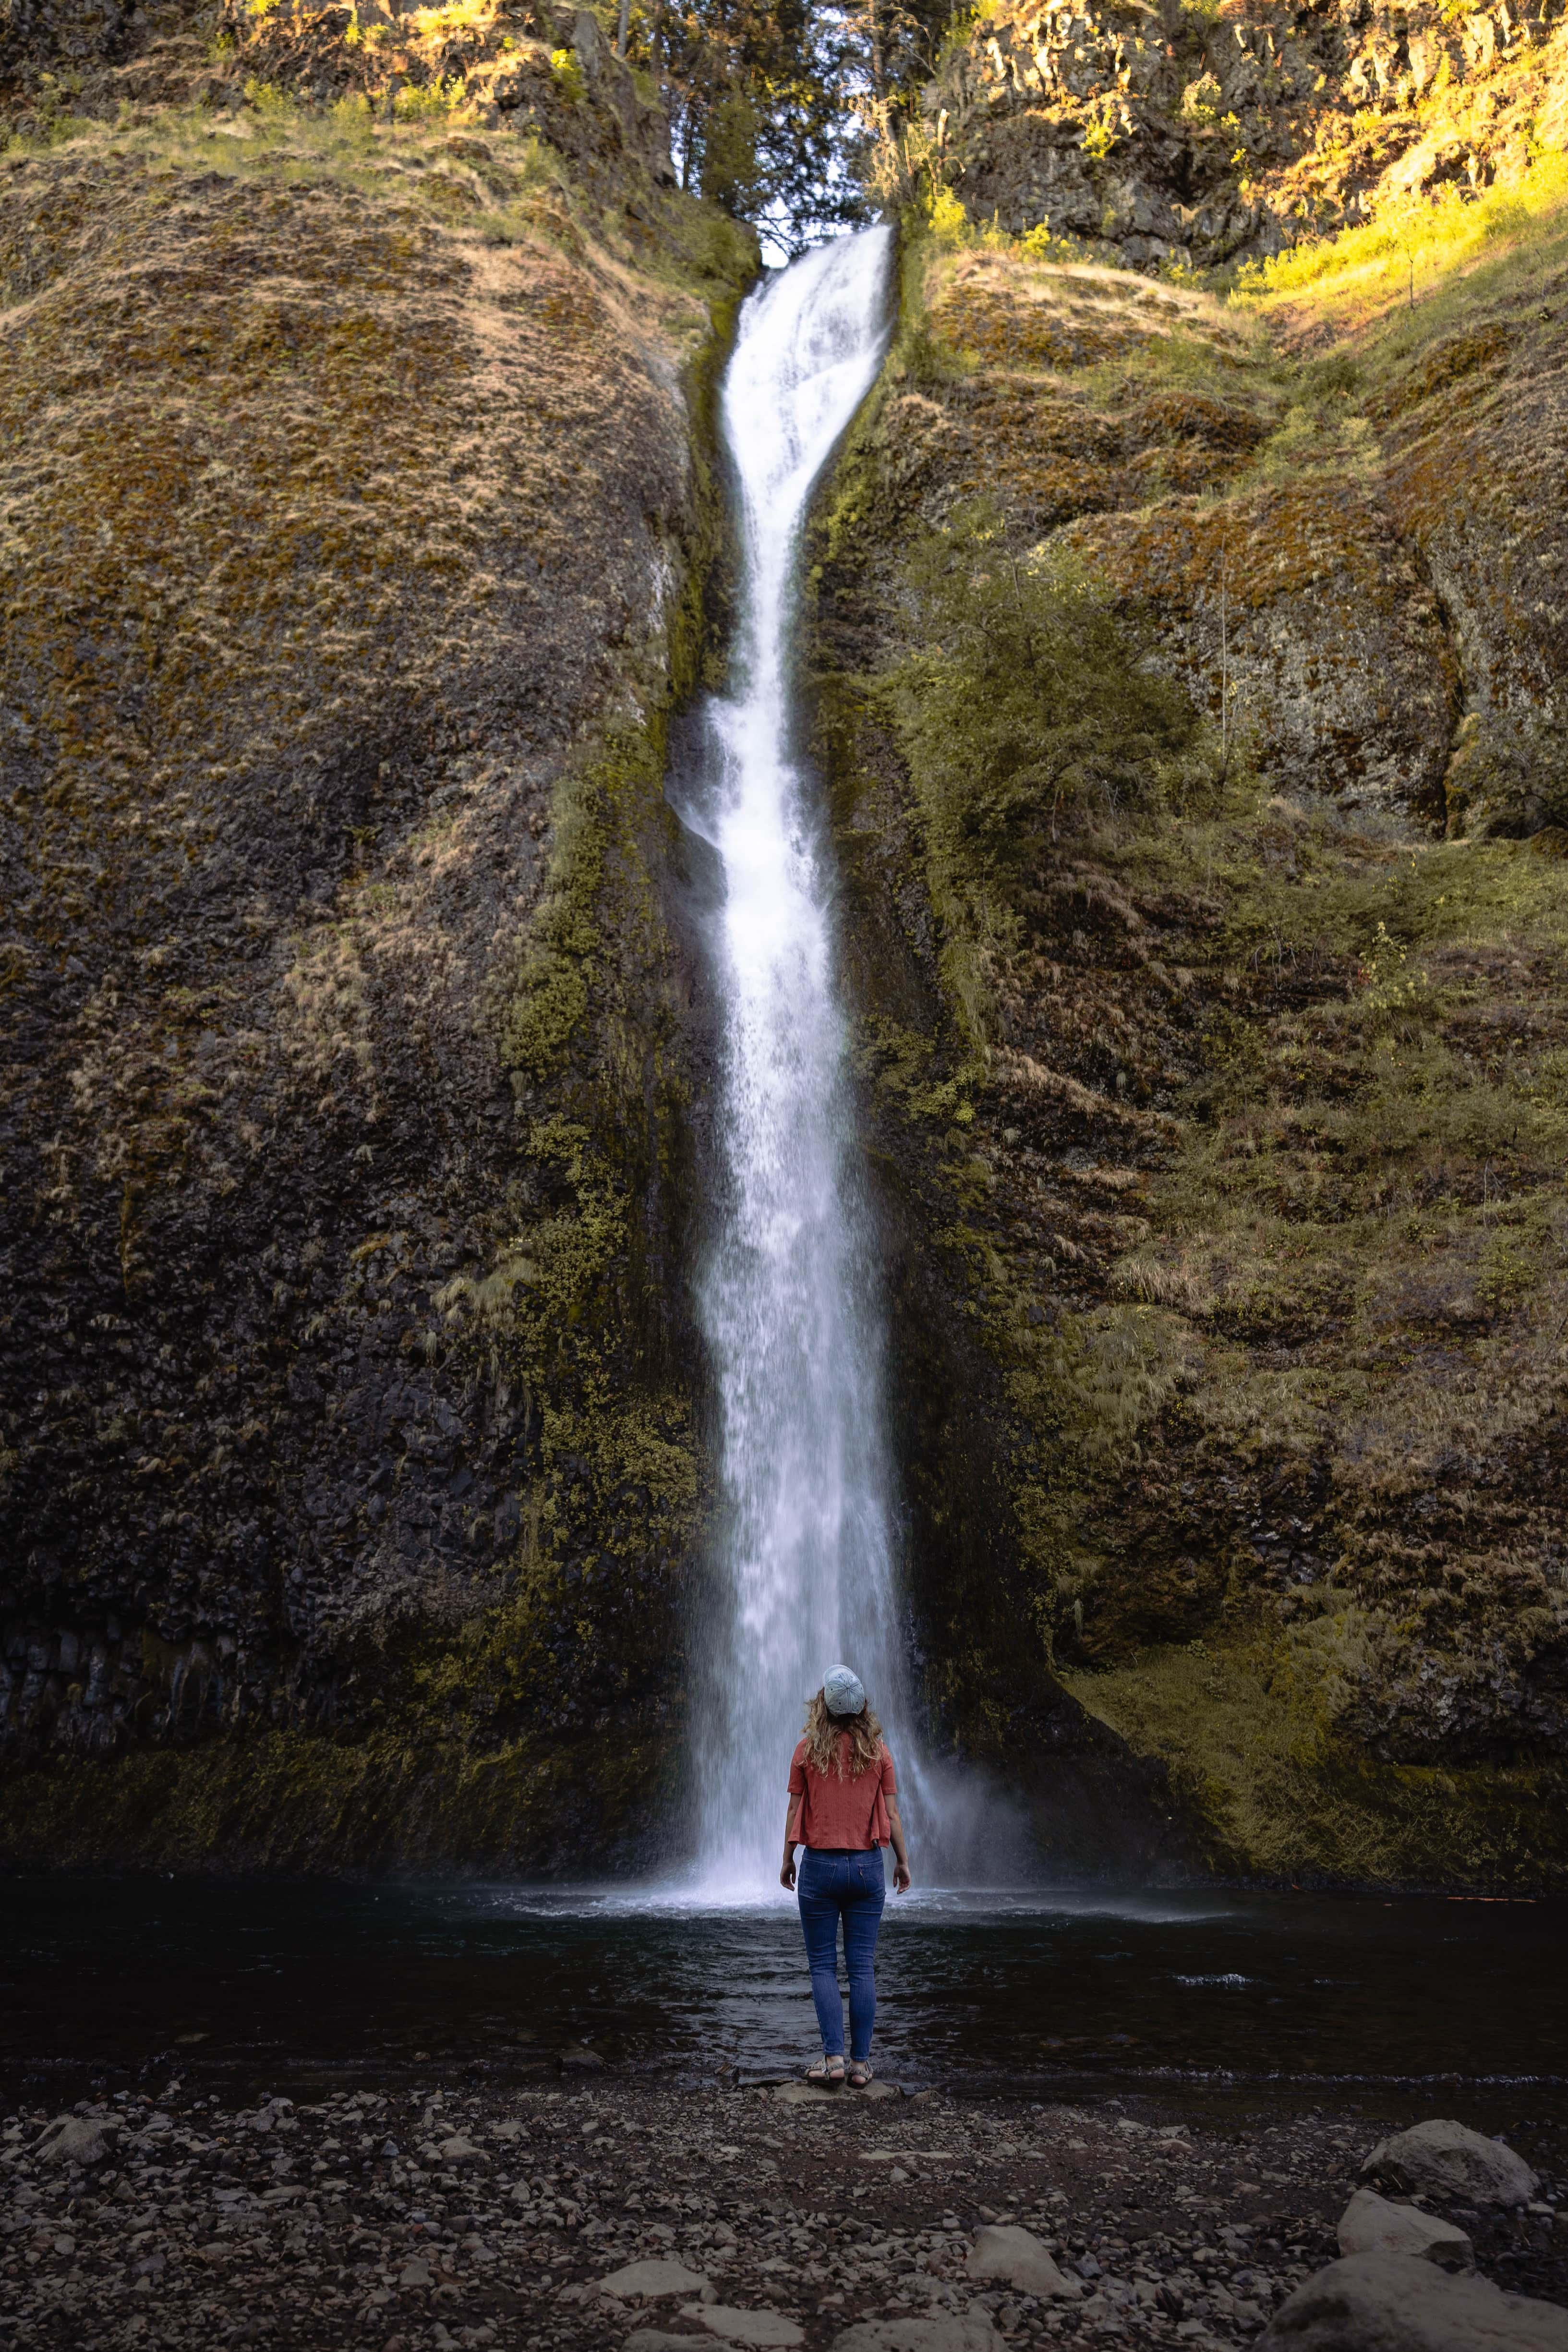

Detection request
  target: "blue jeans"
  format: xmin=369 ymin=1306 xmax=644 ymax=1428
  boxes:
xmin=796 ymin=1845 xmax=886 ymax=2061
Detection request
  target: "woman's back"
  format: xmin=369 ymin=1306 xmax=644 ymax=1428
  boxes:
xmin=788 ymin=1731 xmax=896 ymax=1852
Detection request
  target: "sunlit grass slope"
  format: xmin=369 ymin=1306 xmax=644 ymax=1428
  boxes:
xmin=1238 ymin=149 xmax=1568 ymax=340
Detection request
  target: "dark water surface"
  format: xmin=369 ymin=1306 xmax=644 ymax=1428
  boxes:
xmin=3 ymin=1878 xmax=1564 ymax=2131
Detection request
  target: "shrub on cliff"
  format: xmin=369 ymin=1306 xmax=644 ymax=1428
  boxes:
xmin=884 ymin=502 xmax=1208 ymax=860
xmin=872 ymin=499 xmax=1219 ymax=1043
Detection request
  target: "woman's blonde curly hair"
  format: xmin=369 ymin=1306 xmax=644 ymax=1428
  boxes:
xmin=802 ymin=1687 xmax=885 ymax=1779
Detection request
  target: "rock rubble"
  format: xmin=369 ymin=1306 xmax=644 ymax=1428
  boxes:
xmin=1 ymin=2078 xmax=1562 ymax=2352
xmin=1259 ymin=2251 xmax=1568 ymax=2349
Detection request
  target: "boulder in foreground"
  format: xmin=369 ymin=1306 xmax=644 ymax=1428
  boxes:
xmin=36 ymin=2114 xmax=119 ymax=2168
xmin=1337 ymin=2189 xmax=1473 ymax=2267
xmin=965 ymin=2222 xmax=1081 ymax=2299
xmin=600 ymin=2260 xmax=710 ymax=2301
xmin=1259 ymin=2253 xmax=1568 ymax=2350
xmin=690 ymin=2310 xmax=806 ymax=2348
xmin=836 ymin=2320 xmax=1004 ymax=2352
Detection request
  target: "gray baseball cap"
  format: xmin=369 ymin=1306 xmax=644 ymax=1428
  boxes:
xmin=822 ymin=1663 xmax=866 ymax=1717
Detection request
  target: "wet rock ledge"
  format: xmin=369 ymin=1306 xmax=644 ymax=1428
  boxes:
xmin=2 ymin=2079 xmax=1565 ymax=2351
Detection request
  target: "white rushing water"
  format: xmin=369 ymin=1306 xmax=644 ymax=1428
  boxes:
xmin=685 ymin=226 xmax=911 ymax=1898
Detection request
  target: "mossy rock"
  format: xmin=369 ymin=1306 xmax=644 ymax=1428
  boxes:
xmin=0 ymin=41 xmax=757 ymax=1870
xmin=804 ymin=224 xmax=1568 ymax=1890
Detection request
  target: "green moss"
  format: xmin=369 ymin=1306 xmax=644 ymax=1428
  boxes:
xmin=859 ymin=1018 xmax=982 ymax=1127
xmin=1067 ymin=1634 xmax=1568 ymax=1890
xmin=874 ymin=496 xmax=1217 ymax=1046
xmin=351 ymin=264 xmax=747 ymax=1823
xmin=0 ymin=1722 xmax=674 ymax=1871
xmin=3 ymin=963 xmax=703 ymax=1867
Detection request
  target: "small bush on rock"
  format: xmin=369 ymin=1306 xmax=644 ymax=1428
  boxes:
xmin=882 ymin=498 xmax=1211 ymax=870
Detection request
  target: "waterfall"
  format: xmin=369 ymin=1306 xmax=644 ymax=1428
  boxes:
xmin=683 ymin=226 xmax=911 ymax=1898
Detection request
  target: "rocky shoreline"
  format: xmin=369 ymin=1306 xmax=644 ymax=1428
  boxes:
xmin=3 ymin=2074 xmax=1565 ymax=2352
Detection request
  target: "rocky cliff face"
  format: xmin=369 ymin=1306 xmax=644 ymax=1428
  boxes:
xmin=807 ymin=193 xmax=1568 ymax=1886
xmin=5 ymin=0 xmax=1567 ymax=1891
xmin=0 ymin=0 xmax=757 ymax=1867
xmin=927 ymin=0 xmax=1568 ymax=273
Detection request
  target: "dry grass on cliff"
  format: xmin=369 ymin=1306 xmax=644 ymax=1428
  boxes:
xmin=60 ymin=84 xmax=560 ymax=214
xmin=1 ymin=86 xmax=747 ymax=310
xmin=0 ymin=129 xmax=705 ymax=945
xmin=924 ymin=239 xmax=1259 ymax=381
xmin=873 ymin=242 xmax=1282 ymax=560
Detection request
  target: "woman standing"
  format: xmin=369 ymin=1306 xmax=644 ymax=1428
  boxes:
xmin=780 ymin=1663 xmax=912 ymax=2087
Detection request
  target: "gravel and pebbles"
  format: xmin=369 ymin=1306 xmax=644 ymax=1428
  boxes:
xmin=2 ymin=2075 xmax=1564 ymax=2352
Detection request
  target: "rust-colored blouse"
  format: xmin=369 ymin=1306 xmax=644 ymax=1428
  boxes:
xmin=788 ymin=1735 xmax=897 ymax=1850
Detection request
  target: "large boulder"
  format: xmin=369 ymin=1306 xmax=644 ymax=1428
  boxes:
xmin=1360 ymin=2119 xmax=1538 ymax=2209
xmin=1338 ymin=2189 xmax=1472 ymax=2268
xmin=965 ymin=2223 xmax=1081 ymax=2299
xmin=836 ymin=2322 xmax=1003 ymax=2352
xmin=1259 ymin=2255 xmax=1568 ymax=2350
xmin=36 ymin=2113 xmax=119 ymax=2167
xmin=690 ymin=2313 xmax=806 ymax=2349
xmin=598 ymin=2260 xmax=710 ymax=2301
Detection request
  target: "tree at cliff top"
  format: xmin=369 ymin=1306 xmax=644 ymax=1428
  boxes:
xmin=648 ymin=0 xmax=964 ymax=245
xmin=656 ymin=0 xmax=858 ymax=243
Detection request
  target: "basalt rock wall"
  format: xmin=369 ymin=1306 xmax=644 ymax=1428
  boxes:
xmin=930 ymin=0 xmax=1568 ymax=273
xmin=806 ymin=217 xmax=1568 ymax=1889
xmin=0 ymin=2 xmax=758 ymax=1868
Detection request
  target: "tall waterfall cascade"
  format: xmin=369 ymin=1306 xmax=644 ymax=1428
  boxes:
xmin=684 ymin=226 xmax=918 ymax=1898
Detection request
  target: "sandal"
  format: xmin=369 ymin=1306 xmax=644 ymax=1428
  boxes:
xmin=806 ymin=2054 xmax=845 ymax=2088
xmin=848 ymin=2058 xmax=873 ymax=2088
